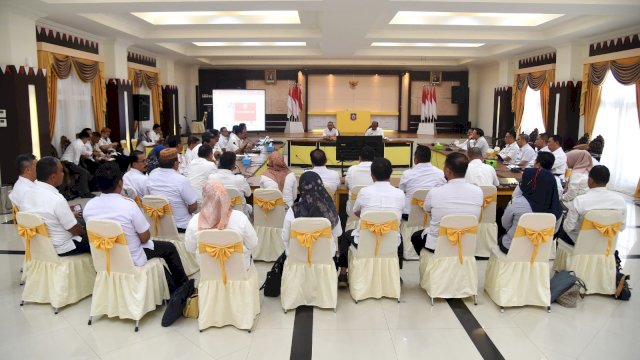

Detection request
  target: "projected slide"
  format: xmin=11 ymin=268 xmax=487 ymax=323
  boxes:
xmin=212 ymin=89 xmax=266 ymax=131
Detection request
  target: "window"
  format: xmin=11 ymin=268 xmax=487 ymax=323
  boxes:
xmin=54 ymin=70 xmax=94 ymax=154
xmin=592 ymin=70 xmax=639 ymax=195
xmin=519 ymin=85 xmax=545 ymax=134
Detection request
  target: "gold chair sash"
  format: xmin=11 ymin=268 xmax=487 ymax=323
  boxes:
xmin=580 ymin=219 xmax=621 ymax=257
xmin=480 ymin=194 xmax=497 ymax=221
xmin=143 ymin=203 xmax=173 ymax=237
xmin=198 ymin=241 xmax=243 ymax=285
xmin=290 ymin=227 xmax=333 ymax=265
xmin=134 ymin=196 xmax=143 ymax=208
xmin=17 ymin=224 xmax=49 ymax=262
xmin=11 ymin=204 xmax=18 ymax=224
xmin=438 ymin=226 xmax=478 ymax=264
xmin=350 ymin=192 xmax=358 ymax=201
xmin=87 ymin=230 xmax=127 ymax=274
xmin=514 ymin=226 xmax=554 ymax=264
xmin=360 ymin=219 xmax=399 ymax=256
xmin=254 ymin=196 xmax=284 ymax=221
xmin=230 ymin=195 xmax=243 ymax=207
xmin=411 ymin=198 xmax=429 ymax=227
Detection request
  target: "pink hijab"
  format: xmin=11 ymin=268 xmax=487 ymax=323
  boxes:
xmin=566 ymin=150 xmax=593 ymax=174
xmin=198 ymin=180 xmax=232 ymax=230
xmin=264 ymin=152 xmax=291 ymax=191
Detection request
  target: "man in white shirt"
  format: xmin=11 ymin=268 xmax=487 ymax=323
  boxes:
xmin=60 ymin=131 xmax=94 ymax=198
xmin=337 ymin=157 xmax=405 ymax=286
xmin=412 ymin=152 xmax=483 ymax=253
xmin=465 ymin=147 xmax=499 ymax=187
xmin=184 ymin=135 xmax=201 ymax=166
xmin=97 ymin=127 xmax=118 ymax=154
xmin=498 ymin=129 xmax=520 ymax=165
xmin=468 ymin=128 xmax=490 ymax=155
xmin=309 ymin=149 xmax=341 ymax=195
xmin=560 ymin=165 xmax=627 ymax=245
xmin=345 ymin=146 xmax=375 ymax=214
xmin=9 ymin=154 xmax=37 ymax=211
xmin=535 ymin=133 xmax=550 ymax=153
xmin=187 ymin=144 xmax=218 ymax=203
xmin=547 ymin=134 xmax=567 ymax=177
xmin=322 ymin=121 xmax=339 ymax=139
xmin=122 ymin=150 xmax=149 ymax=201
xmin=218 ymin=127 xmax=230 ymax=151
xmin=84 ymin=162 xmax=187 ymax=290
xmin=516 ymin=133 xmax=537 ymax=167
xmin=147 ymin=148 xmax=198 ymax=232
xmin=209 ymin=151 xmax=253 ymax=217
xmin=454 ymin=128 xmax=474 ymax=150
xmin=228 ymin=124 xmax=254 ymax=154
xmin=149 ymin=124 xmax=163 ymax=145
xmin=364 ymin=121 xmax=384 ymax=137
xmin=21 ymin=157 xmax=90 ymax=256
xmin=398 ymin=145 xmax=446 ymax=217
xmin=165 ymin=135 xmax=189 ymax=176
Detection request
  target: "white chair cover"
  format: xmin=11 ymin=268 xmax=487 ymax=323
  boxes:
xmin=349 ymin=211 xmax=401 ymax=302
xmin=252 ymin=189 xmax=286 ymax=261
xmin=419 ymin=214 xmax=478 ymax=301
xmin=18 ymin=212 xmax=95 ymax=310
xmin=345 ymin=185 xmax=365 ymax=231
xmin=142 ymin=195 xmax=199 ymax=275
xmin=485 ymin=213 xmax=555 ymax=309
xmin=197 ymin=230 xmax=260 ymax=331
xmin=399 ymin=189 xmax=430 ymax=260
xmin=553 ymin=210 xmax=622 ymax=295
xmin=87 ymin=220 xmax=169 ymax=322
xmin=324 ymin=185 xmax=336 ymax=202
xmin=226 ymin=187 xmax=246 ymax=213
xmin=476 ymin=185 xmax=498 ymax=257
xmin=281 ymin=218 xmax=338 ymax=311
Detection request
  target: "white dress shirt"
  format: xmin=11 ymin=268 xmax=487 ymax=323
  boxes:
xmin=61 ymin=139 xmax=90 ymax=165
xmin=188 ymin=143 xmax=202 ymax=165
xmin=422 ymin=178 xmax=483 ymax=250
xmin=499 ymin=142 xmax=520 ymax=165
xmin=469 ymin=136 xmax=490 ymax=155
xmin=218 ymin=135 xmax=229 ymax=151
xmin=351 ymin=181 xmax=405 ymax=245
xmin=309 ymin=166 xmax=341 ymax=195
xmin=148 ymin=130 xmax=160 ymax=144
xmin=84 ymin=141 xmax=96 ymax=162
xmin=538 ymin=146 xmax=550 ymax=153
xmin=563 ymin=187 xmax=627 ymax=243
xmin=9 ymin=176 xmax=35 ymax=210
xmin=518 ymin=144 xmax=537 ymax=167
xmin=83 ymin=193 xmax=152 ymax=267
xmin=21 ymin=182 xmax=81 ymax=254
xmin=260 ymin=172 xmax=297 ymax=208
xmin=398 ymin=162 xmax=446 ymax=214
xmin=465 ymin=159 xmax=499 ymax=187
xmin=345 ymin=161 xmax=373 ymax=190
xmin=147 ymin=168 xmax=198 ymax=229
xmin=184 ymin=147 xmax=195 ymax=167
xmin=364 ymin=127 xmax=384 ymax=136
xmin=122 ymin=168 xmax=149 ymax=200
xmin=184 ymin=210 xmax=258 ymax=270
xmin=281 ymin=208 xmax=343 ymax=256
xmin=551 ymin=148 xmax=568 ymax=176
xmin=323 ymin=128 xmax=339 ymax=137
xmin=227 ymin=133 xmax=241 ymax=153
xmin=562 ymin=172 xmax=589 ymax=204
xmin=178 ymin=153 xmax=189 ymax=176
xmin=208 ymin=169 xmax=253 ymax=216
xmin=187 ymin=158 xmax=218 ymax=202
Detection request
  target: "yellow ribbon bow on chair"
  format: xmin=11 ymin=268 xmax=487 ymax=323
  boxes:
xmin=411 ymin=198 xmax=429 ymax=227
xmin=11 ymin=204 xmax=18 ymax=225
xmin=479 ymin=194 xmax=497 ymax=221
xmin=439 ymin=226 xmax=478 ymax=264
xmin=134 ymin=196 xmax=143 ymax=208
xmin=514 ymin=226 xmax=554 ymax=265
xmin=350 ymin=192 xmax=358 ymax=201
xmin=198 ymin=242 xmax=243 ymax=285
xmin=17 ymin=224 xmax=49 ymax=262
xmin=360 ymin=219 xmax=399 ymax=257
xmin=580 ymin=219 xmax=621 ymax=257
xmin=230 ymin=196 xmax=243 ymax=207
xmin=290 ymin=227 xmax=333 ymax=265
xmin=87 ymin=231 xmax=127 ymax=274
xmin=254 ymin=196 xmax=284 ymax=221
xmin=143 ymin=203 xmax=172 ymax=237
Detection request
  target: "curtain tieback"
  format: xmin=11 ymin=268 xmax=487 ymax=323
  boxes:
xmin=17 ymin=224 xmax=49 ymax=262
xmin=410 ymin=198 xmax=429 ymax=227
xmin=143 ymin=203 xmax=172 ymax=237
xmin=438 ymin=226 xmax=478 ymax=264
xmin=290 ymin=227 xmax=332 ymax=265
xmin=87 ymin=231 xmax=127 ymax=274
xmin=198 ymin=242 xmax=243 ymax=285
xmin=360 ymin=219 xmax=398 ymax=257
xmin=514 ymin=226 xmax=554 ymax=265
xmin=580 ymin=220 xmax=621 ymax=257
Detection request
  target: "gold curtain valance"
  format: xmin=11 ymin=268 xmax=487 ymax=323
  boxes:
xmin=128 ymin=67 xmax=163 ymax=125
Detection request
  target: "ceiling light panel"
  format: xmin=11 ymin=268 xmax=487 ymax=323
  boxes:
xmin=193 ymin=42 xmax=306 ymax=46
xmin=371 ymin=42 xmax=484 ymax=47
xmin=390 ymin=11 xmax=563 ymax=27
xmin=132 ymin=11 xmax=301 ymax=25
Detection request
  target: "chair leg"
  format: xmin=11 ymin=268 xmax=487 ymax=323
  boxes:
xmin=473 ymin=295 xmax=478 ymax=306
xmin=19 ymin=281 xmax=24 ymax=286
xmin=430 ymin=297 xmax=434 ymax=306
xmin=53 ymin=307 xmax=59 ymax=315
xmin=19 ymin=300 xmax=24 ymax=306
xmin=500 ymin=306 xmax=505 ymax=313
xmin=134 ymin=320 xmax=139 ymax=332
xmin=88 ymin=316 xmax=92 ymax=326
xmin=547 ymin=306 xmax=551 ymax=313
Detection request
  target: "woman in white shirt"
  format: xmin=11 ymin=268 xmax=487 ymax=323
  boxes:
xmin=259 ymin=152 xmax=297 ymax=208
xmin=562 ymin=150 xmax=592 ymax=205
xmin=184 ymin=180 xmax=258 ymax=270
xmin=281 ymin=172 xmax=342 ymax=257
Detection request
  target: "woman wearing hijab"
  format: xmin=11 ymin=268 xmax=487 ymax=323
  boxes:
xmin=562 ymin=150 xmax=593 ymax=204
xmin=281 ymin=171 xmax=342 ymax=256
xmin=499 ymin=152 xmax=563 ymax=254
xmin=184 ymin=180 xmax=258 ymax=270
xmin=145 ymin=144 xmax=165 ymax=174
xmin=259 ymin=152 xmax=298 ymax=208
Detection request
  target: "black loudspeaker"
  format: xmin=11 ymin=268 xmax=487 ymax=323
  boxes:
xmin=132 ymin=94 xmax=150 ymax=121
xmin=451 ymin=86 xmax=469 ymax=104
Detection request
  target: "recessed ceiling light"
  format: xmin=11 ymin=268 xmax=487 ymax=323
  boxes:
xmin=389 ymin=11 xmax=563 ymax=27
xmin=193 ymin=42 xmax=306 ymax=47
xmin=132 ymin=11 xmax=300 ymax=25
xmin=371 ymin=42 xmax=484 ymax=48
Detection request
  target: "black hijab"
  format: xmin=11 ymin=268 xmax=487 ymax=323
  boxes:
xmin=519 ymin=168 xmax=563 ymax=220
xmin=292 ymin=171 xmax=339 ymax=228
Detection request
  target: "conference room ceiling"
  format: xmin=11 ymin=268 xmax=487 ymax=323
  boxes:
xmin=17 ymin=0 xmax=640 ymax=68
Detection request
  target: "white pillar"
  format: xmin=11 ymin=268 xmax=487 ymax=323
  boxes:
xmin=554 ymin=42 xmax=587 ymax=82
xmin=468 ymin=66 xmax=479 ymax=126
xmin=158 ymin=57 xmax=175 ymax=84
xmin=0 ymin=5 xmax=39 ymax=67
xmin=101 ymin=39 xmax=131 ymax=79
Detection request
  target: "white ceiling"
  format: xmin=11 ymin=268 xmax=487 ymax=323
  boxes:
xmin=13 ymin=0 xmax=640 ymax=68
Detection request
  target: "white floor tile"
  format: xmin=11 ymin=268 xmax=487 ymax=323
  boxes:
xmin=484 ymin=327 xmax=548 ymax=360
xmin=0 ymin=325 xmax=97 ymax=360
xmin=245 ymin=329 xmax=292 ymax=360
xmin=391 ymin=328 xmax=482 ymax=360
xmin=313 ymin=291 xmax=388 ymax=330
xmin=314 ymin=329 xmax=397 ymax=360
xmin=99 ymin=331 xmax=214 ymax=360
xmin=174 ymin=319 xmax=253 ymax=359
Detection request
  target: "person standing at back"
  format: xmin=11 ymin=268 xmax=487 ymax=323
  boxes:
xmin=398 ymin=145 xmax=446 ymax=219
xmin=465 ymin=147 xmax=499 ymax=187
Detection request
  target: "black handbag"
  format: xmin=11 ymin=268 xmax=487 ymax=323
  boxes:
xmin=550 ymin=271 xmax=579 ymax=303
xmin=162 ymin=279 xmax=195 ymax=327
xmin=615 ymin=272 xmax=631 ymax=301
xmin=261 ymin=253 xmax=286 ymax=297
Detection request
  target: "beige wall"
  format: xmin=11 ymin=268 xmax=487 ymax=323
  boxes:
xmin=246 ymin=79 xmax=290 ymax=115
xmin=476 ymin=63 xmax=500 ymax=133
xmin=308 ymin=74 xmax=399 ymax=113
xmin=409 ymin=81 xmax=459 ymax=116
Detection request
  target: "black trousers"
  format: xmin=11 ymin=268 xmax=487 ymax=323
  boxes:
xmin=338 ymin=230 xmax=404 ymax=269
xmin=144 ymin=241 xmax=188 ymax=290
xmin=497 ymin=235 xmax=510 ymax=255
xmin=59 ymin=236 xmax=91 ymax=256
xmin=556 ymin=227 xmax=575 ymax=246
xmin=410 ymin=230 xmax=435 ymax=255
xmin=62 ymin=161 xmax=91 ymax=195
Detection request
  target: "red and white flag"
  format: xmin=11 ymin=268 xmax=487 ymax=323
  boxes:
xmin=420 ymin=86 xmax=428 ymax=122
xmin=430 ymin=86 xmax=437 ymax=121
xmin=287 ymin=85 xmax=296 ymax=120
xmin=293 ymin=84 xmax=303 ymax=121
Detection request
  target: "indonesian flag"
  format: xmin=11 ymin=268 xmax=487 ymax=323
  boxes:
xmin=430 ymin=86 xmax=437 ymax=121
xmin=293 ymin=84 xmax=303 ymax=121
xmin=420 ymin=86 xmax=427 ymax=122
xmin=287 ymin=85 xmax=296 ymax=120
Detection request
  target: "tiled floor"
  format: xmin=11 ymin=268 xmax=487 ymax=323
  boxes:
xmin=0 ymin=199 xmax=637 ymax=360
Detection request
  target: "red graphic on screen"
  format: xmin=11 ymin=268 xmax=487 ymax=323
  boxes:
xmin=234 ymin=103 xmax=256 ymax=122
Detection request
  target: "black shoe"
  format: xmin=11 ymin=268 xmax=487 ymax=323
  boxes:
xmin=338 ymin=273 xmax=348 ymax=288
xmin=80 ymin=193 xmax=96 ymax=198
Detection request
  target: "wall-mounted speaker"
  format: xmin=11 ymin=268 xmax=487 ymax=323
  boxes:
xmin=451 ymin=86 xmax=469 ymax=104
xmin=132 ymin=94 xmax=150 ymax=121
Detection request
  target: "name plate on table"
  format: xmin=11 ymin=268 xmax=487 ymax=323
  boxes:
xmin=499 ymin=178 xmax=519 ymax=187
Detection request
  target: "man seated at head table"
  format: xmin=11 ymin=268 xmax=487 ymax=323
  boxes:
xmin=411 ymin=152 xmax=483 ymax=255
xmin=208 ymin=151 xmax=253 ymax=217
xmin=398 ymin=145 xmax=446 ymax=219
xmin=498 ymin=128 xmax=520 ymax=165
xmin=322 ymin=121 xmax=339 ymax=140
xmin=9 ymin=154 xmax=37 ymax=212
xmin=465 ymin=147 xmax=499 ymax=187
xmin=364 ymin=121 xmax=384 ymax=137
xmin=516 ymin=133 xmax=536 ymax=168
xmin=534 ymin=133 xmax=549 ymax=153
xmin=545 ymin=134 xmax=567 ymax=177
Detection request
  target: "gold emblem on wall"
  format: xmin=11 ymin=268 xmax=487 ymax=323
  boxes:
xmin=349 ymin=80 xmax=359 ymax=89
